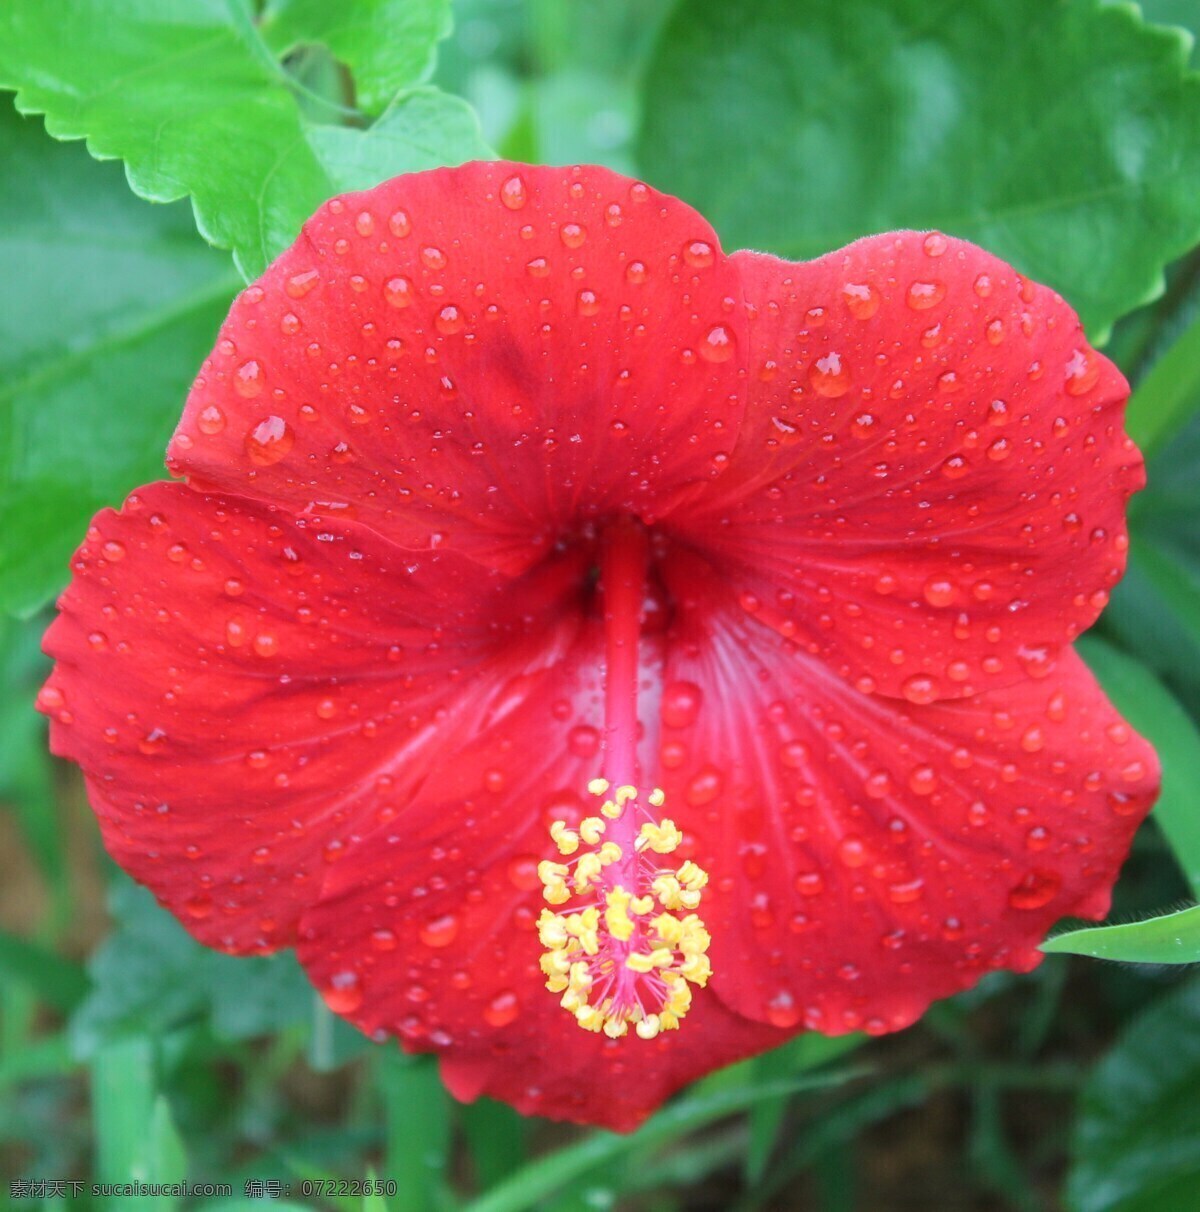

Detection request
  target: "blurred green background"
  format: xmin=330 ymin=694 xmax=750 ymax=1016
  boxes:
xmin=3 ymin=1 xmax=1200 ymax=1208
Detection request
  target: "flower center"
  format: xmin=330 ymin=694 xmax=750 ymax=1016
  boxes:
xmin=537 ymin=518 xmax=711 ymax=1039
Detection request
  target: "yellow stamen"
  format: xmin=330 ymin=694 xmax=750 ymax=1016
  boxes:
xmin=536 ymin=781 xmax=712 ymax=1041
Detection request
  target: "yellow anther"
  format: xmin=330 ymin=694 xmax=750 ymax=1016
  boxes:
xmin=543 ymin=877 xmax=569 ymax=906
xmin=573 ymin=851 xmax=603 ymax=891
xmin=630 ymin=894 xmax=655 ymax=916
xmin=636 ymin=1014 xmax=662 ymax=1040
xmin=579 ymin=816 xmax=606 ymax=844
xmin=680 ymin=952 xmax=712 ymax=985
xmin=537 ymin=910 xmax=569 ymax=949
xmin=600 ymin=798 xmax=622 ymax=820
xmin=603 ymin=1018 xmax=628 ymax=1039
xmin=616 ymin=784 xmax=637 ymax=806
xmin=598 ymin=841 xmax=623 ymax=865
xmin=575 ymin=1005 xmax=605 ymax=1032
xmin=648 ymin=787 xmax=665 ymax=807
xmin=677 ymin=860 xmax=709 ymax=891
xmin=605 ymin=887 xmax=636 ymax=942
xmin=652 ymin=873 xmax=685 ymax=910
xmin=538 ymin=859 xmax=568 ymax=884
xmin=550 ymin=821 xmax=580 ymax=855
xmin=587 ymin=777 xmax=610 ymax=796
xmin=638 ymin=819 xmax=683 ymax=854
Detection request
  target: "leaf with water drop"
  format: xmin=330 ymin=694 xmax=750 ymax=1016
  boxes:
xmin=638 ymin=0 xmax=1200 ymax=339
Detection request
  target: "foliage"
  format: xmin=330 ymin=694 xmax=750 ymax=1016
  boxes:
xmin=1 ymin=1 xmax=1199 ymax=1209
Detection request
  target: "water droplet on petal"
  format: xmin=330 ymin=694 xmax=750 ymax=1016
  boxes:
xmin=808 ymin=352 xmax=851 ymax=397
xmin=1064 ymin=348 xmax=1100 ymax=396
xmin=699 ymin=324 xmax=735 ymax=362
xmin=560 ymin=223 xmax=586 ymax=249
xmin=906 ymin=281 xmax=946 ymax=311
xmin=198 ymin=405 xmax=225 ymax=435
xmin=661 ymin=681 xmax=702 ymax=728
xmin=419 ymin=914 xmax=459 ymax=948
xmin=923 ymin=232 xmax=948 ymax=257
xmin=842 ymin=282 xmax=880 ymax=319
xmin=901 ymin=674 xmax=939 ymax=704
xmin=385 ymin=277 xmax=414 ymax=308
xmin=683 ymin=240 xmax=715 ymax=268
xmin=435 ymin=304 xmax=464 ymax=334
xmin=421 ymin=246 xmax=447 ymax=270
xmin=323 ymin=971 xmax=363 ymax=1014
xmin=484 ymin=990 xmax=521 ymax=1027
xmin=1008 ymin=870 xmax=1061 ymax=910
xmin=765 ymin=990 xmax=802 ymax=1028
xmin=500 ymin=174 xmax=527 ymax=209
xmin=286 ymin=269 xmax=320 ymax=298
xmin=234 ymin=360 xmax=263 ymax=398
xmin=245 ymin=416 xmax=294 ymax=466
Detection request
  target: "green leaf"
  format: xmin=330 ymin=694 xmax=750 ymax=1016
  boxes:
xmin=1068 ymin=975 xmax=1200 ymax=1212
xmin=70 ymin=880 xmax=313 ymax=1058
xmin=637 ymin=0 xmax=1200 ymax=340
xmin=0 ymin=0 xmax=491 ymax=279
xmin=1043 ymin=903 xmax=1200 ymax=962
xmin=0 ymin=931 xmax=88 ymax=1012
xmin=1125 ymin=308 xmax=1200 ymax=457
xmin=91 ymin=1039 xmax=187 ymax=1209
xmin=0 ymin=106 xmax=238 ymax=617
xmin=262 ymin=0 xmax=452 ymax=115
xmin=1079 ymin=636 xmax=1200 ymax=896
xmin=376 ymin=1052 xmax=454 ymax=1212
xmin=0 ymin=614 xmax=65 ymax=921
xmin=462 ymin=1065 xmax=864 ymax=1212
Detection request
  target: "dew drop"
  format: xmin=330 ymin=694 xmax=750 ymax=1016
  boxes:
xmin=923 ymin=577 xmax=956 ymax=608
xmin=484 ymin=990 xmax=521 ymax=1027
xmin=661 ymin=681 xmax=702 ymax=728
xmin=576 ymin=289 xmax=599 ymax=316
xmin=385 ymin=277 xmax=414 ymax=308
xmin=625 ymin=260 xmax=647 ymax=284
xmin=560 ymin=223 xmax=586 ymax=249
xmin=843 ymin=282 xmax=882 ymax=319
xmin=286 ymin=269 xmax=320 ymax=298
xmin=526 ymin=257 xmax=550 ymax=278
xmin=683 ymin=240 xmax=715 ymax=268
xmin=198 ymin=405 xmax=226 ymax=435
xmin=906 ymin=281 xmax=946 ymax=310
xmin=923 ymin=232 xmax=948 ymax=257
xmin=388 ymin=209 xmax=412 ymax=238
xmin=234 ymin=360 xmax=263 ymax=398
xmin=901 ymin=674 xmax=938 ymax=705
xmin=419 ymin=913 xmax=459 ymax=948
xmin=1064 ymin=349 xmax=1100 ymax=396
xmin=244 ymin=416 xmax=294 ymax=466
xmin=1008 ymin=870 xmax=1061 ymax=910
xmin=421 ymin=246 xmax=447 ymax=270
xmin=500 ymin=174 xmax=527 ymax=210
xmin=808 ymin=352 xmax=851 ymax=397
xmin=435 ymin=304 xmax=464 ymax=334
xmin=699 ymin=324 xmax=735 ymax=363
xmin=322 ymin=971 xmax=363 ymax=1014
xmin=765 ymin=990 xmax=802 ymax=1029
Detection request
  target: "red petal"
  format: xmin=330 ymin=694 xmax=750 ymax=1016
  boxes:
xmin=295 ymin=616 xmax=784 ymax=1130
xmin=40 ymin=482 xmax=585 ymax=952
xmin=168 ymin=163 xmax=746 ymax=574
xmin=655 ymin=556 xmax=1159 ymax=1035
xmin=670 ymin=235 xmax=1143 ymax=701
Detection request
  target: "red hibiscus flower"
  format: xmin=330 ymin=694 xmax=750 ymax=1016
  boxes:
xmin=38 ymin=162 xmax=1158 ymax=1130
